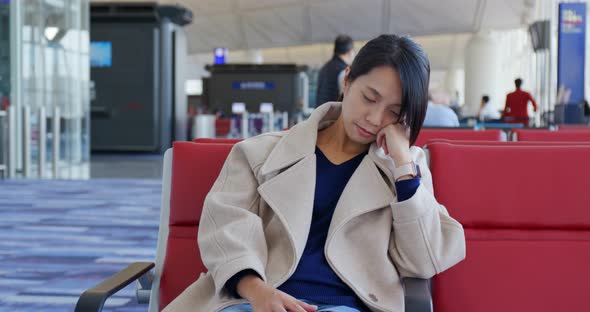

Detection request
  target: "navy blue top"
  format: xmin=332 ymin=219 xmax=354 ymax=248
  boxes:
xmin=278 ymin=147 xmax=369 ymax=310
xmin=226 ymin=146 xmax=421 ymax=311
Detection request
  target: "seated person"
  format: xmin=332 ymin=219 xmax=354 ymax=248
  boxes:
xmin=423 ymin=90 xmax=460 ymax=127
xmin=478 ymin=95 xmax=502 ymax=122
xmin=164 ymin=35 xmax=466 ymax=312
xmin=583 ymin=100 xmax=590 ymax=124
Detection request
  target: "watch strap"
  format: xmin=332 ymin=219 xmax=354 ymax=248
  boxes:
xmin=393 ymin=162 xmax=420 ymax=181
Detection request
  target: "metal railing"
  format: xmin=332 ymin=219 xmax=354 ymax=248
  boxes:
xmin=2 ymin=105 xmax=61 ymax=179
xmin=0 ymin=110 xmax=6 ymax=178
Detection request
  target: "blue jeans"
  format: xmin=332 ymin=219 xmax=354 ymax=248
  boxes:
xmin=220 ymin=300 xmax=361 ymax=312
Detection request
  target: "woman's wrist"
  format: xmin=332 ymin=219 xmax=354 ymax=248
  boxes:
xmin=392 ymin=159 xmax=421 ymax=182
xmin=391 ymin=154 xmax=412 ymax=166
xmin=387 ymin=145 xmax=412 ymax=165
xmin=236 ymin=275 xmax=266 ymax=301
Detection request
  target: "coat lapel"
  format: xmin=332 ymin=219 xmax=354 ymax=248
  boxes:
xmin=328 ymin=153 xmax=396 ymax=240
xmin=257 ymin=102 xmax=339 ymax=259
xmin=259 ymin=102 xmax=342 ymax=177
xmin=258 ymin=154 xmax=316 ymax=259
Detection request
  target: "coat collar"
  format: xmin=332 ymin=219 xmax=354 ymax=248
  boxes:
xmin=257 ymin=102 xmax=398 ymax=259
xmin=260 ymin=102 xmax=395 ymax=184
xmin=260 ymin=102 xmax=342 ymax=176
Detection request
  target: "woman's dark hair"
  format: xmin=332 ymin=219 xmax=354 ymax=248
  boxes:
xmin=482 ymin=95 xmax=490 ymax=103
xmin=341 ymin=34 xmax=430 ymax=146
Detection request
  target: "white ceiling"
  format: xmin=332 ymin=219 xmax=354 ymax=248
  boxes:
xmin=92 ymin=0 xmax=537 ymax=54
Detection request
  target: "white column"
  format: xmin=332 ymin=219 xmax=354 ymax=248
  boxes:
xmin=445 ymin=49 xmax=465 ymax=106
xmin=464 ymin=32 xmax=501 ymax=116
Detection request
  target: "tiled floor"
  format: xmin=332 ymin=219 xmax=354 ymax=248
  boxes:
xmin=0 ymin=178 xmax=162 ymax=311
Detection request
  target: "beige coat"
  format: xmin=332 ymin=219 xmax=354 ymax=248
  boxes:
xmin=163 ymin=102 xmax=465 ymax=312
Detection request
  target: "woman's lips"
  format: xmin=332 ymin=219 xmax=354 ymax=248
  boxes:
xmin=357 ymin=125 xmax=375 ymax=138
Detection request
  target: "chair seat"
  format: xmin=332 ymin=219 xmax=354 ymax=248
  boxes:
xmin=160 ymin=225 xmax=206 ymax=311
xmin=434 ymin=229 xmax=590 ymax=312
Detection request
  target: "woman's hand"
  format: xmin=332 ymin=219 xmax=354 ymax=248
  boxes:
xmin=237 ymin=275 xmax=318 ymax=312
xmin=376 ymin=123 xmax=412 ymax=166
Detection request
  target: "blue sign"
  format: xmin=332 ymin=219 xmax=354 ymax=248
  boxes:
xmin=90 ymin=41 xmax=112 ymax=68
xmin=558 ymin=2 xmax=586 ymax=105
xmin=214 ymin=48 xmax=227 ymax=65
xmin=232 ymin=81 xmax=276 ymax=90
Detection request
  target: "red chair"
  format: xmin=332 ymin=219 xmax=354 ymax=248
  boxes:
xmin=158 ymin=142 xmax=236 ymax=310
xmin=513 ymin=129 xmax=590 ymax=142
xmin=76 ymin=141 xmax=432 ymax=311
xmin=414 ymin=129 xmax=505 ymax=147
xmin=75 ymin=142 xmax=233 ymax=311
xmin=215 ymin=118 xmax=232 ymax=137
xmin=427 ymin=141 xmax=590 ymax=312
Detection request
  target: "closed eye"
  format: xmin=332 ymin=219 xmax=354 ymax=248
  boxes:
xmin=363 ymin=94 xmax=376 ymax=103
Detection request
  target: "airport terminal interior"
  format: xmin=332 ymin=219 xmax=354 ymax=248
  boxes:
xmin=1 ymin=0 xmax=590 ymax=311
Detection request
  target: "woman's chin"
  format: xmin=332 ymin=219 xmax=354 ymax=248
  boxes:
xmin=351 ymin=133 xmax=375 ymax=145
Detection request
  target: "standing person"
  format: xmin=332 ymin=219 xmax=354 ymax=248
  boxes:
xmin=316 ymin=35 xmax=355 ymax=107
xmin=582 ymin=99 xmax=590 ymax=124
xmin=503 ymin=78 xmax=538 ymax=126
xmin=164 ymin=34 xmax=465 ymax=312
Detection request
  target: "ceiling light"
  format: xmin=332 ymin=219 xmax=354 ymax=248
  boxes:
xmin=44 ymin=27 xmax=59 ymax=41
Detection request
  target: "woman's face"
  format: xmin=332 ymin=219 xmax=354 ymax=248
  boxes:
xmin=341 ymin=66 xmax=403 ymax=145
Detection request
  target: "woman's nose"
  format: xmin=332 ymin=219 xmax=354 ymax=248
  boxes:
xmin=366 ymin=109 xmax=384 ymax=127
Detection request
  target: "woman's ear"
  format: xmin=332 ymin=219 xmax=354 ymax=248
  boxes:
xmin=342 ymin=67 xmax=351 ymax=94
xmin=342 ymin=66 xmax=350 ymax=90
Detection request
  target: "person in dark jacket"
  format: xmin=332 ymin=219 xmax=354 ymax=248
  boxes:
xmin=316 ymin=35 xmax=355 ymax=107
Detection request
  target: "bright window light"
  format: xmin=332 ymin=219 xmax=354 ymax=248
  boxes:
xmin=185 ymin=79 xmax=203 ymax=96
xmin=44 ymin=27 xmax=59 ymax=41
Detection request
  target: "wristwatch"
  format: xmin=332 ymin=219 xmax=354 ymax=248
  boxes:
xmin=393 ymin=161 xmax=421 ymax=181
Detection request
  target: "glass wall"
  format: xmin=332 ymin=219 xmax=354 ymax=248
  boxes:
xmin=6 ymin=0 xmax=89 ymax=179
xmin=0 ymin=3 xmax=8 ymax=102
xmin=0 ymin=2 xmax=9 ymax=176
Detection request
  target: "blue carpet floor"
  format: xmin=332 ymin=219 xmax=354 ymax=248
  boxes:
xmin=0 ymin=179 xmax=162 ymax=312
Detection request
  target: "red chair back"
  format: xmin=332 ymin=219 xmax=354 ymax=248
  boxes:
xmin=159 ymin=141 xmax=236 ymax=310
xmin=557 ymin=124 xmax=590 ymax=130
xmin=514 ymin=129 xmax=590 ymax=142
xmin=425 ymin=138 xmax=590 ymax=146
xmin=414 ymin=129 xmax=504 ymax=147
xmin=428 ymin=142 xmax=590 ymax=312
xmin=215 ymin=118 xmax=232 ymax=137
xmin=193 ymin=138 xmax=242 ymax=144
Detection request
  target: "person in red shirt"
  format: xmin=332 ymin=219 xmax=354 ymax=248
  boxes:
xmin=1 ymin=96 xmax=8 ymax=111
xmin=503 ymin=78 xmax=537 ymax=126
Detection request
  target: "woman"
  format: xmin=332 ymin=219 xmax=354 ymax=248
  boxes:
xmin=164 ymin=35 xmax=465 ymax=312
